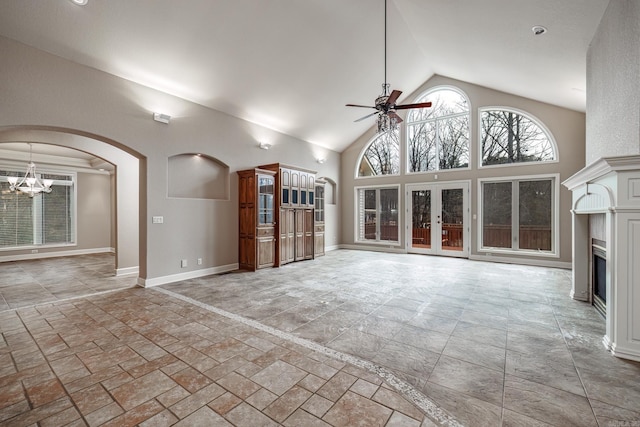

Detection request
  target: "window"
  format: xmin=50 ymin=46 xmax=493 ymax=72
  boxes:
xmin=0 ymin=170 xmax=75 ymax=249
xmin=357 ymin=129 xmax=399 ymax=177
xmin=480 ymin=176 xmax=556 ymax=254
xmin=480 ymin=108 xmax=556 ymax=166
xmin=356 ymin=186 xmax=399 ymax=243
xmin=407 ymin=87 xmax=470 ymax=172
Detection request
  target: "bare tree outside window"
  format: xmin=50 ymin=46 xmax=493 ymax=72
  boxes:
xmin=481 ymin=109 xmax=555 ymax=166
xmin=358 ymin=130 xmax=400 ymax=177
xmin=407 ymin=88 xmax=470 ymax=173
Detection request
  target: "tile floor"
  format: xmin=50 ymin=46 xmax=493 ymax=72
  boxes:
xmin=1 ymin=250 xmax=640 ymax=426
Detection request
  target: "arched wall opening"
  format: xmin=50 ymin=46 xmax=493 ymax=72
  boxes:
xmin=0 ymin=126 xmax=146 ymax=278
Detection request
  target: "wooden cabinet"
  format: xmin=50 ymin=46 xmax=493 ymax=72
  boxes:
xmin=237 ymin=168 xmax=276 ymax=271
xmin=314 ymin=179 xmax=326 ymax=257
xmin=240 ymin=163 xmax=318 ymax=269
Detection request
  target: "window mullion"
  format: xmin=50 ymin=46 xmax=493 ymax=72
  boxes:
xmin=512 ymin=181 xmax=519 ymax=250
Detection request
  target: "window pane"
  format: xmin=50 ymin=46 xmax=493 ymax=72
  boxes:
xmin=379 ymin=189 xmax=398 ymax=241
xmin=358 ymin=130 xmax=399 ymax=176
xmin=407 ymin=122 xmax=436 ymax=172
xmin=407 ymin=88 xmax=469 ymax=172
xmin=481 ymin=110 xmax=555 ymax=166
xmin=519 ymin=180 xmax=552 ymax=251
xmin=42 ymin=186 xmax=72 ymax=244
xmin=362 ymin=189 xmax=377 ymax=240
xmin=483 ymin=182 xmax=512 ymax=248
xmin=0 ymin=182 xmax=34 ymax=247
xmin=438 ymin=115 xmax=469 ymax=170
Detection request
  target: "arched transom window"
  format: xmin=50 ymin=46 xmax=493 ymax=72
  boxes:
xmin=357 ymin=129 xmax=400 ymax=177
xmin=407 ymin=87 xmax=470 ymax=173
xmin=480 ymin=108 xmax=557 ymax=166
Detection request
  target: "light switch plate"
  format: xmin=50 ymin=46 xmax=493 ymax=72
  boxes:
xmin=152 ymin=216 xmax=164 ymax=224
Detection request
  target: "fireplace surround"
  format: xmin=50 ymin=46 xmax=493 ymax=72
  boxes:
xmin=564 ymin=155 xmax=640 ymax=362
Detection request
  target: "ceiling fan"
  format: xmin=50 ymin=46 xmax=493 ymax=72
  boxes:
xmin=346 ymin=0 xmax=432 ymax=132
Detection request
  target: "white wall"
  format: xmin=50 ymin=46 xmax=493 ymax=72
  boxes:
xmin=586 ymin=0 xmax=640 ymax=163
xmin=0 ymin=36 xmax=340 ymax=283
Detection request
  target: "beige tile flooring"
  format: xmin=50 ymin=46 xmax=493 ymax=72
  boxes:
xmin=1 ymin=250 xmax=640 ymax=426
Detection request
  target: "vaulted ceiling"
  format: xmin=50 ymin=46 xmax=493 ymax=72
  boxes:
xmin=0 ymin=0 xmax=609 ymax=153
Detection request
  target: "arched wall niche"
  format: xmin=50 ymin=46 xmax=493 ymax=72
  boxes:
xmin=0 ymin=126 xmax=145 ymax=277
xmin=167 ymin=153 xmax=229 ymax=200
xmin=318 ymin=176 xmax=337 ymax=205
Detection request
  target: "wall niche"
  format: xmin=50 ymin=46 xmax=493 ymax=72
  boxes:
xmin=168 ymin=153 xmax=229 ymax=200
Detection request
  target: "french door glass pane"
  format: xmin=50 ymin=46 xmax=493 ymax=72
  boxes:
xmin=441 ymin=188 xmax=463 ymax=251
xmin=483 ymin=182 xmax=512 ymax=248
xmin=363 ymin=189 xmax=377 ymax=240
xmin=519 ymin=180 xmax=552 ymax=250
xmin=411 ymin=190 xmax=431 ymax=248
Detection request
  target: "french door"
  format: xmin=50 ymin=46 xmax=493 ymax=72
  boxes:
xmin=407 ymin=181 xmax=470 ymax=257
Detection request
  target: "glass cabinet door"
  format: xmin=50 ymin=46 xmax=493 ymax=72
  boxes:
xmin=258 ymin=175 xmax=274 ymax=224
xmin=315 ymin=185 xmax=325 ymax=222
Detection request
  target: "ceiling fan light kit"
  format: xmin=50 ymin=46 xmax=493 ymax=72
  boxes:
xmin=346 ymin=0 xmax=432 ymax=134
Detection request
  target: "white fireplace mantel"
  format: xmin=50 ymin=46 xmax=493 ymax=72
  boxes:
xmin=563 ymin=155 xmax=640 ymax=362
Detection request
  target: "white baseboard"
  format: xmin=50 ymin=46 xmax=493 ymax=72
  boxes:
xmin=0 ymin=247 xmax=112 ymax=263
xmin=325 ymin=245 xmax=340 ymax=252
xmin=338 ymin=244 xmax=408 ymax=254
xmin=469 ymin=254 xmax=571 ymax=269
xmin=116 ymin=266 xmax=139 ymax=277
xmin=139 ymin=263 xmax=239 ymax=288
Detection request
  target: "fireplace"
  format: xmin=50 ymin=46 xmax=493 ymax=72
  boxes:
xmin=592 ymin=242 xmax=606 ymax=317
xmin=564 ymin=155 xmax=640 ymax=362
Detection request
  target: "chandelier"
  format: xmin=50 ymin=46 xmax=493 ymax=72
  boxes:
xmin=7 ymin=144 xmax=53 ymax=197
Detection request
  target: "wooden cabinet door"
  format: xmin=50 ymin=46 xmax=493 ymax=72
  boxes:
xmin=315 ymin=224 xmax=325 ymax=257
xmin=304 ymin=209 xmax=314 ymax=259
xmin=280 ymin=208 xmax=295 ymax=265
xmin=257 ymin=235 xmax=275 ymax=268
xmin=294 ymin=209 xmax=305 ymax=261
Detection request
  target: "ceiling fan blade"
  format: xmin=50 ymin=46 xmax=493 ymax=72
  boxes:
xmin=386 ymin=90 xmax=402 ymax=106
xmin=346 ymin=103 xmax=377 ymax=109
xmin=395 ymin=101 xmax=432 ymax=110
xmin=354 ymin=111 xmax=379 ymax=122
xmin=388 ymin=112 xmax=403 ymax=124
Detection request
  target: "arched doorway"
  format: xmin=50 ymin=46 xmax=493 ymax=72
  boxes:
xmin=0 ymin=126 xmax=146 ymax=279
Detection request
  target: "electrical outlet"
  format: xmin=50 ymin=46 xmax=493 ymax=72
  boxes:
xmin=31 ymin=249 xmax=38 ymax=254
xmin=181 ymin=259 xmax=188 ymax=268
xmin=152 ymin=216 xmax=164 ymax=224
xmin=197 ymin=258 xmax=202 ymax=265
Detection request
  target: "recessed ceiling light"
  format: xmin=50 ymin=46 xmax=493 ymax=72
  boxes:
xmin=532 ymin=25 xmax=547 ymax=36
xmin=70 ymin=0 xmax=88 ymax=5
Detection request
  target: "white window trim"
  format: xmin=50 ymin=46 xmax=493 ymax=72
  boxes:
xmin=406 ymin=85 xmax=472 ymax=175
xmin=477 ymin=173 xmax=560 ymax=258
xmin=0 ymin=167 xmax=78 ymax=251
xmin=477 ymin=106 xmax=559 ymax=170
xmin=354 ymin=184 xmax=401 ymax=245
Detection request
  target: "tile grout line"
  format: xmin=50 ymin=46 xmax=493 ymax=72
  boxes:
xmin=153 ymin=286 xmax=463 ymax=427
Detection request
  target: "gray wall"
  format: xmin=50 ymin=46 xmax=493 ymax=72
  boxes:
xmin=76 ymin=172 xmax=111 ymax=250
xmin=586 ymin=0 xmax=640 ymax=163
xmin=0 ymin=36 xmax=341 ymax=282
xmin=341 ymin=75 xmax=586 ymax=266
